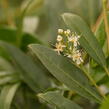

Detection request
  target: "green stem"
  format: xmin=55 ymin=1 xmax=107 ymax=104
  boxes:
xmin=80 ymin=65 xmax=106 ymax=99
xmin=101 ymin=0 xmax=109 ymax=80
xmin=104 ymin=67 xmax=109 ymax=76
xmin=102 ymin=0 xmax=109 ymax=55
xmin=16 ymin=0 xmax=34 ymax=47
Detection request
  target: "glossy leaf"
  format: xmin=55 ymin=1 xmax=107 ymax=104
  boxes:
xmin=29 ymin=44 xmax=102 ymax=103
xmin=0 ymin=41 xmax=50 ymax=92
xmin=62 ymin=13 xmax=106 ymax=68
xmin=38 ymin=91 xmax=83 ymax=109
xmin=0 ymin=83 xmax=20 ymax=109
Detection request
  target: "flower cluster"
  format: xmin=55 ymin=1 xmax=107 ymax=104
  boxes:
xmin=54 ymin=29 xmax=83 ymax=65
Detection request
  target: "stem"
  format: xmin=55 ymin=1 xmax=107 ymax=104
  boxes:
xmin=92 ymin=2 xmax=109 ymax=77
xmin=16 ymin=0 xmax=34 ymax=47
xmin=80 ymin=65 xmax=106 ymax=99
xmin=102 ymin=0 xmax=109 ymax=55
xmin=104 ymin=67 xmax=109 ymax=76
xmin=92 ymin=12 xmax=103 ymax=32
xmin=93 ymin=0 xmax=109 ymax=32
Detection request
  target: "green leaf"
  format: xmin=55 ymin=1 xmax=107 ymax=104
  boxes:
xmin=38 ymin=91 xmax=83 ymax=109
xmin=0 ymin=71 xmax=20 ymax=85
xmin=62 ymin=13 xmax=106 ymax=68
xmin=21 ymin=32 xmax=42 ymax=51
xmin=21 ymin=0 xmax=44 ymax=15
xmin=29 ymin=44 xmax=102 ymax=103
xmin=0 ymin=41 xmax=50 ymax=92
xmin=0 ymin=57 xmax=14 ymax=71
xmin=0 ymin=57 xmax=20 ymax=85
xmin=94 ymin=12 xmax=109 ymax=58
xmin=99 ymin=95 xmax=109 ymax=109
xmin=95 ymin=17 xmax=106 ymax=47
xmin=94 ymin=13 xmax=109 ymax=58
xmin=65 ymin=0 xmax=102 ymax=26
xmin=89 ymin=58 xmax=109 ymax=84
xmin=0 ymin=56 xmax=20 ymax=85
xmin=0 ymin=27 xmax=17 ymax=45
xmin=0 ymin=83 xmax=20 ymax=109
xmin=0 ymin=27 xmax=41 ymax=48
xmin=90 ymin=66 xmax=106 ymax=83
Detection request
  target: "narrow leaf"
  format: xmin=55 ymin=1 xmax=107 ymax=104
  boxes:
xmin=0 ymin=27 xmax=41 ymax=48
xmin=0 ymin=27 xmax=17 ymax=45
xmin=0 ymin=41 xmax=50 ymax=92
xmin=29 ymin=44 xmax=102 ymax=103
xmin=38 ymin=91 xmax=83 ymax=109
xmin=0 ymin=71 xmax=20 ymax=85
xmin=0 ymin=57 xmax=14 ymax=71
xmin=0 ymin=83 xmax=20 ymax=109
xmin=62 ymin=13 xmax=106 ymax=68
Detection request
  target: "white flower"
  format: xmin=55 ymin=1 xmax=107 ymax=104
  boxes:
xmin=65 ymin=53 xmax=72 ymax=58
xmin=74 ymin=42 xmax=78 ymax=47
xmin=71 ymin=50 xmax=83 ymax=65
xmin=80 ymin=57 xmax=83 ymax=62
xmin=72 ymin=47 xmax=78 ymax=53
xmin=77 ymin=35 xmax=81 ymax=38
xmin=68 ymin=36 xmax=79 ymax=47
xmin=57 ymin=35 xmax=63 ymax=42
xmin=76 ymin=59 xmax=81 ymax=65
xmin=76 ymin=57 xmax=83 ymax=65
xmin=74 ymin=52 xmax=81 ymax=59
xmin=54 ymin=42 xmax=66 ymax=55
xmin=66 ymin=29 xmax=71 ymax=34
xmin=64 ymin=29 xmax=71 ymax=36
xmin=55 ymin=29 xmax=83 ymax=65
xmin=68 ymin=36 xmax=73 ymax=42
xmin=58 ymin=29 xmax=64 ymax=34
xmin=67 ymin=55 xmax=72 ymax=58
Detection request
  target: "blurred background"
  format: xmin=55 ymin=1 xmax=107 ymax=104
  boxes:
xmin=0 ymin=0 xmax=102 ymax=44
